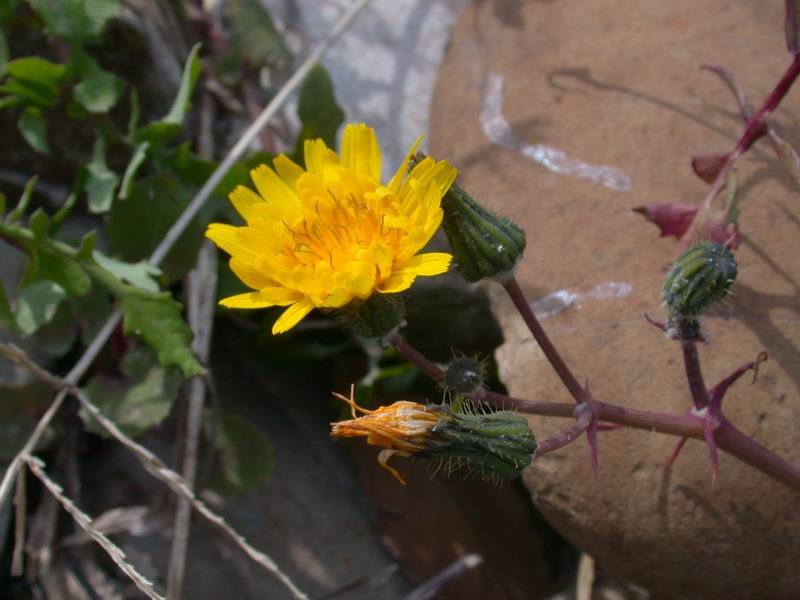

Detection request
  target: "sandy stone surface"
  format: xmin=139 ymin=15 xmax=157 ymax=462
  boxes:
xmin=430 ymin=1 xmax=800 ymax=599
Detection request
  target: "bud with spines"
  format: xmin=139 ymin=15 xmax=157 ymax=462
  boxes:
xmin=444 ymin=355 xmax=486 ymax=395
xmin=662 ymin=242 xmax=737 ymax=317
xmin=422 ymin=405 xmax=538 ymax=480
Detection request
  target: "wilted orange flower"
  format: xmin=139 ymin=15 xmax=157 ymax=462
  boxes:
xmin=206 ymin=123 xmax=457 ymax=334
xmin=330 ymin=385 xmax=441 ymax=484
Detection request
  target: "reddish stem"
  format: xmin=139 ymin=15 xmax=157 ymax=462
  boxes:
xmin=535 ymin=410 xmax=592 ymax=457
xmin=681 ymin=340 xmax=708 ymax=409
xmin=388 ymin=335 xmax=800 ymax=493
xmin=683 ymin=56 xmax=800 ymax=244
xmin=503 ymin=278 xmax=589 ymax=404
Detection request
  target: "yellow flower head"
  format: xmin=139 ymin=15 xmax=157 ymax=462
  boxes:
xmin=330 ymin=385 xmax=441 ymax=484
xmin=207 ymin=124 xmax=458 ymax=334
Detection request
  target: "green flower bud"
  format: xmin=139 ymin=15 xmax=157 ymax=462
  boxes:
xmin=662 ymin=242 xmax=737 ymax=317
xmin=345 ymin=294 xmax=405 ymax=338
xmin=444 ymin=355 xmax=486 ymax=395
xmin=422 ymin=406 xmax=537 ymax=480
xmin=440 ymin=181 xmax=526 ymax=283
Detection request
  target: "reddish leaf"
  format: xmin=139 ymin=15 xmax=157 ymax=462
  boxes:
xmin=691 ymin=153 xmax=728 ymax=184
xmin=633 ymin=203 xmax=741 ymax=248
xmin=632 ymin=203 xmax=698 ymax=238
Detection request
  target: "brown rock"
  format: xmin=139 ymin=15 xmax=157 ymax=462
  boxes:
xmin=430 ymin=1 xmax=800 ymax=599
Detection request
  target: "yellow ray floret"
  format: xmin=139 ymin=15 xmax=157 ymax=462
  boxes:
xmin=206 ymin=123 xmax=458 ymax=333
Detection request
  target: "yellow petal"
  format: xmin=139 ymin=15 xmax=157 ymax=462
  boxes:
xmin=341 ymin=123 xmax=381 ymax=181
xmin=229 ymin=257 xmax=270 ymax=289
xmin=206 ymin=223 xmax=258 ymax=261
xmin=259 ymin=287 xmax=304 ymax=306
xmin=219 ymin=292 xmax=274 ymax=309
xmin=320 ymin=287 xmax=353 ymax=308
xmin=304 ymin=138 xmax=339 ymax=178
xmin=228 ymin=185 xmax=263 ymax=223
xmin=379 ymin=253 xmax=452 ymax=294
xmin=250 ymin=165 xmax=299 ymax=210
xmin=272 ymin=300 xmax=313 ymax=334
xmin=378 ymin=270 xmax=417 ymax=294
xmin=397 ymin=252 xmax=452 ymax=276
xmin=273 ymin=154 xmax=305 ymax=189
xmin=388 ymin=135 xmax=424 ymax=193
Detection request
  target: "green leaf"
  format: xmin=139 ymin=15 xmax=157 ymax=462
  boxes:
xmin=80 ymin=347 xmax=182 ymax=438
xmin=120 ymin=288 xmax=203 ymax=376
xmin=81 ymin=256 xmax=202 ymax=376
xmin=216 ymin=0 xmax=290 ymax=86
xmin=18 ymin=106 xmax=49 ymax=154
xmin=106 ymin=172 xmax=203 ymax=281
xmin=85 ymin=133 xmax=119 ymax=213
xmin=164 ymin=44 xmax=201 ymax=125
xmin=118 ymin=141 xmax=149 ymax=199
xmin=0 ymin=29 xmax=8 ymax=77
xmin=37 ymin=248 xmax=91 ymax=297
xmin=27 ymin=0 xmax=119 ymax=41
xmin=73 ymin=60 xmax=124 ymax=113
xmin=293 ymin=64 xmax=344 ymax=162
xmin=50 ymin=171 xmax=86 ymax=233
xmin=28 ymin=207 xmax=49 ymax=239
xmin=0 ymin=0 xmax=18 ymax=23
xmin=0 ymin=280 xmax=16 ymax=330
xmin=8 ymin=175 xmax=37 ymax=221
xmin=76 ymin=230 xmax=96 ymax=260
xmin=203 ymin=410 xmax=273 ymax=496
xmin=5 ymin=56 xmax=65 ymax=86
xmin=92 ymin=251 xmax=160 ymax=292
xmin=14 ymin=280 xmax=67 ymax=335
xmin=0 ymin=95 xmax=24 ymax=110
xmin=0 ymin=190 xmax=5 ymax=215
xmin=127 ymin=88 xmax=140 ymax=138
xmin=134 ymin=44 xmax=201 ymax=146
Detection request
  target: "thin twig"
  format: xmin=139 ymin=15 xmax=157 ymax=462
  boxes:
xmin=11 ymin=465 xmax=26 ymax=576
xmin=0 ymin=342 xmax=64 ymax=388
xmin=166 ymin=239 xmax=218 ymax=599
xmin=0 ymin=388 xmax=68 ymax=510
xmin=72 ymin=387 xmax=308 ymax=600
xmin=402 ymin=554 xmax=483 ymax=600
xmin=24 ymin=456 xmax=164 ymax=600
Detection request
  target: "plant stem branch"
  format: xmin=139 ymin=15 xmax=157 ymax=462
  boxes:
xmin=684 ymin=55 xmax=800 ymax=243
xmin=503 ymin=277 xmax=588 ymax=403
xmin=681 ymin=340 xmax=708 ymax=409
xmin=389 ymin=335 xmax=800 ymax=493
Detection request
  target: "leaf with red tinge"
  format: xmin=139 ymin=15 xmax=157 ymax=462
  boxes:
xmin=633 ymin=203 xmax=740 ymax=249
xmin=786 ymin=0 xmax=800 ymax=54
xmin=633 ymin=203 xmax=698 ymax=238
xmin=768 ymin=127 xmax=800 ymax=189
xmin=691 ymin=153 xmax=728 ymax=184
